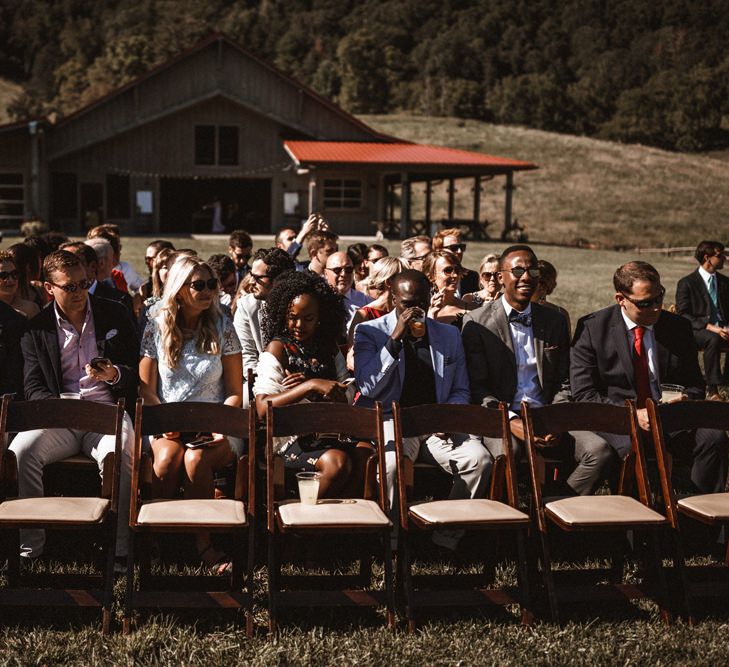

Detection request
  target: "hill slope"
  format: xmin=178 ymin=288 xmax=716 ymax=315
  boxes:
xmin=0 ymin=77 xmax=21 ymax=124
xmin=362 ymin=114 xmax=729 ymax=249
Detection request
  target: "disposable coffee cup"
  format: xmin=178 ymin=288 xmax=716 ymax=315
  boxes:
xmin=296 ymin=472 xmax=321 ymax=505
xmin=60 ymin=392 xmax=81 ymax=400
xmin=660 ymin=384 xmax=685 ymax=404
xmin=408 ymin=310 xmax=426 ymax=338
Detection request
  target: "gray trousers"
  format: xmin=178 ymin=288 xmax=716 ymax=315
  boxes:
xmin=9 ymin=412 xmax=134 ymax=558
xmin=383 ymin=419 xmax=493 ymax=549
xmin=483 ymin=430 xmax=613 ymax=496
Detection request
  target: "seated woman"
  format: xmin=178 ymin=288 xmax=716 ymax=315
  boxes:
xmin=463 ymin=253 xmax=501 ymax=307
xmin=0 ymin=251 xmax=40 ymax=318
xmin=6 ymin=243 xmax=46 ymax=309
xmin=139 ymin=256 xmax=244 ymax=573
xmin=531 ymin=259 xmax=571 ymax=332
xmin=423 ymin=250 xmax=473 ymax=328
xmin=253 ymin=270 xmax=356 ymax=498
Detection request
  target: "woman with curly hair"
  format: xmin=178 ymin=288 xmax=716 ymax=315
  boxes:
xmin=253 ymin=270 xmax=355 ymax=497
xmin=139 ymin=255 xmax=243 ymax=573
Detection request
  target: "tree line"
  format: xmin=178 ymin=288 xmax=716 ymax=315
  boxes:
xmin=2 ymin=0 xmax=728 ymax=152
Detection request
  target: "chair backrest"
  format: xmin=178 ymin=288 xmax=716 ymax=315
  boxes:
xmin=646 ymin=399 xmax=729 ymax=529
xmin=522 ymin=400 xmax=651 ymax=533
xmin=130 ymin=399 xmax=256 ymax=525
xmin=265 ymin=401 xmax=387 ymax=532
xmin=392 ymin=402 xmax=514 ymax=530
xmin=0 ymin=396 xmax=125 ymax=510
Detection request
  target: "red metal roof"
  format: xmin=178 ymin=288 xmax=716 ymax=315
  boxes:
xmin=284 ymin=141 xmax=537 ymax=171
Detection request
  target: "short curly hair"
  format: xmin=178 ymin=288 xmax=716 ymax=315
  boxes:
xmin=261 ymin=270 xmax=345 ymax=349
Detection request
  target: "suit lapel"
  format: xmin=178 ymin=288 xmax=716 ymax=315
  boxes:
xmin=39 ymin=306 xmax=62 ymax=390
xmin=490 ymin=301 xmax=515 ymax=355
xmin=91 ymin=299 xmax=107 ymax=357
xmin=531 ymin=305 xmax=545 ymax=387
xmin=692 ymin=270 xmax=713 ymax=314
xmin=426 ymin=322 xmax=445 ymax=403
xmin=384 ymin=310 xmax=406 ymax=387
xmin=610 ymin=306 xmax=636 ymax=390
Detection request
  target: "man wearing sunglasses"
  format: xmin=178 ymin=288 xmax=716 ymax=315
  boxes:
xmin=571 ymin=261 xmax=728 ymax=495
xmin=463 ymin=245 xmax=613 ymax=496
xmin=433 ymin=228 xmax=479 ymax=295
xmin=324 ymin=251 xmax=371 ymax=331
xmin=676 ymin=240 xmax=729 ymax=401
xmin=9 ymin=250 xmax=139 ymax=562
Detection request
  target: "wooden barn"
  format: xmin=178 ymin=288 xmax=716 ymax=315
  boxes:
xmin=0 ymin=33 xmax=536 ymax=238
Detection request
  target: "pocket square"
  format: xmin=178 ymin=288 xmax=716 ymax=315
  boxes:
xmin=105 ymin=329 xmax=118 ymax=340
xmin=544 ymin=344 xmax=560 ymax=351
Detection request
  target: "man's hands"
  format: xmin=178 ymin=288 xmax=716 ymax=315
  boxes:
xmin=85 ymin=358 xmax=119 ymax=384
xmin=707 ymin=323 xmax=729 ymax=340
xmin=636 ymin=407 xmax=650 ymax=431
xmin=510 ymin=416 xmax=561 ymax=447
xmin=391 ymin=307 xmax=424 ymax=342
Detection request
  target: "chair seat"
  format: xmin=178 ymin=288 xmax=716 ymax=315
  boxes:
xmin=545 ymin=495 xmax=666 ymax=527
xmin=277 ymin=498 xmax=391 ymax=528
xmin=137 ymin=498 xmax=247 ymax=527
xmin=409 ymin=499 xmax=529 ymax=525
xmin=678 ymin=493 xmax=729 ymax=521
xmin=0 ymin=497 xmax=109 ymax=524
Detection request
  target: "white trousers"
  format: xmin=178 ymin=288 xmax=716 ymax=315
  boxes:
xmin=9 ymin=412 xmax=134 ymax=558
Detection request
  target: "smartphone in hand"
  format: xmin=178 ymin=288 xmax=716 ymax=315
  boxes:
xmin=89 ymin=356 xmax=111 ymax=371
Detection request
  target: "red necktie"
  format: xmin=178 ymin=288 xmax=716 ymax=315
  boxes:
xmin=633 ymin=326 xmax=651 ymax=408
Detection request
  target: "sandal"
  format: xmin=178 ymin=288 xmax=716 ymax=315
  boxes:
xmin=197 ymin=543 xmax=233 ymax=576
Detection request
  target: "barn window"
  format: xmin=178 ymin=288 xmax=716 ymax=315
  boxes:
xmin=0 ymin=173 xmax=24 ymax=225
xmin=195 ymin=125 xmax=216 ymax=165
xmin=218 ymin=126 xmax=239 ymax=165
xmin=106 ymin=174 xmax=130 ymax=218
xmin=322 ymin=178 xmax=362 ymax=209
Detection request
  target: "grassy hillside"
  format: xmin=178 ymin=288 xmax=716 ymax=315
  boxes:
xmin=361 ymin=114 xmax=729 ymax=249
xmin=0 ymin=77 xmax=21 ymax=124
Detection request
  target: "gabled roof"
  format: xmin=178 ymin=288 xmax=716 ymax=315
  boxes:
xmin=284 ymin=141 xmax=538 ymax=172
xmin=54 ymin=32 xmax=396 ymax=142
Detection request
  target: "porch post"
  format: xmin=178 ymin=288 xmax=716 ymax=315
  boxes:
xmin=308 ymin=171 xmax=317 ymax=215
xmin=472 ymin=176 xmax=481 ymax=238
xmin=400 ymin=172 xmax=411 ymax=239
xmin=503 ymin=172 xmax=514 ymax=239
xmin=425 ymin=180 xmax=435 ymax=236
xmin=447 ymin=178 xmax=455 ymax=223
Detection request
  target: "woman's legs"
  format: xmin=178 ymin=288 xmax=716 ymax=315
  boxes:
xmin=150 ymin=437 xmax=185 ymax=498
xmin=315 ymin=448 xmax=352 ymax=498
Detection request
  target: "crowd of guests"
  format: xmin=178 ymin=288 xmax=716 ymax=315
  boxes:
xmin=0 ymin=217 xmax=728 ymax=570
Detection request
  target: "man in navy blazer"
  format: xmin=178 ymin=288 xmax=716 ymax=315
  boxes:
xmin=354 ymin=270 xmax=490 ymax=550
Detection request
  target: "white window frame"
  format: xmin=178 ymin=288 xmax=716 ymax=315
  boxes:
xmin=0 ymin=173 xmax=24 ymax=224
xmin=322 ymin=178 xmax=363 ymax=211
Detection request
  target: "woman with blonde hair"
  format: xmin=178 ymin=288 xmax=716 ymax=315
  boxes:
xmin=422 ymin=250 xmax=474 ymax=327
xmin=463 ymin=253 xmax=501 ymax=307
xmin=139 ymin=255 xmax=243 ymax=573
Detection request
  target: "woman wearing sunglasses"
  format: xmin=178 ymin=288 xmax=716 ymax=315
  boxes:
xmin=0 ymin=250 xmax=40 ymax=318
xmin=422 ymin=250 xmax=474 ymax=328
xmin=463 ymin=253 xmax=501 ymax=308
xmin=139 ymin=255 xmax=243 ymax=574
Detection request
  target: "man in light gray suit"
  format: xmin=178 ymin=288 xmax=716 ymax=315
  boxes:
xmin=461 ymin=245 xmax=613 ymax=496
xmin=233 ymin=248 xmax=294 ymax=403
xmin=354 ymin=270 xmax=490 ymax=550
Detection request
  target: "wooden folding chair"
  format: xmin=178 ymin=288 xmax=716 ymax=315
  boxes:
xmin=0 ymin=395 xmax=125 ymax=633
xmin=522 ymin=400 xmax=671 ymax=623
xmin=392 ymin=402 xmax=533 ymax=631
xmin=646 ymin=398 xmax=729 ymax=621
xmin=123 ymin=399 xmax=256 ymax=635
xmin=266 ymin=401 xmax=394 ymax=634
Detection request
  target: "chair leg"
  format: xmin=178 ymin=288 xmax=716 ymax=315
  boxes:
xmin=6 ymin=529 xmax=20 ymax=586
xmin=670 ymin=530 xmax=694 ymax=623
xmin=123 ymin=530 xmax=136 ymax=635
xmin=245 ymin=523 xmax=256 ymax=638
xmin=608 ymin=532 xmax=626 ymax=585
xmin=382 ymin=530 xmax=396 ymax=630
xmin=645 ymin=531 xmax=671 ymax=625
xmin=267 ymin=531 xmax=279 ymax=637
xmin=102 ymin=519 xmax=117 ymax=635
xmin=538 ymin=530 xmax=559 ymax=623
xmin=402 ymin=530 xmax=416 ymax=632
xmin=515 ymin=528 xmax=534 ymax=625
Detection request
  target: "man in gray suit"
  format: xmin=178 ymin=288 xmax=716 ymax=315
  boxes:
xmin=233 ymin=248 xmax=294 ymax=402
xmin=461 ymin=245 xmax=613 ymax=495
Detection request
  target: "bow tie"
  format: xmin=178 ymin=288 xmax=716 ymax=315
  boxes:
xmin=508 ymin=309 xmax=532 ymax=327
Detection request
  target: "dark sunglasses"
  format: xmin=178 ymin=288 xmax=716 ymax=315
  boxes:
xmin=481 ymin=271 xmax=497 ymax=280
xmin=49 ymin=279 xmax=93 ymax=293
xmin=284 ymin=235 xmax=296 ymax=242
xmin=440 ymin=265 xmax=461 ymax=276
xmin=186 ymin=278 xmax=219 ymax=292
xmin=326 ymin=266 xmax=354 ymax=276
xmin=411 ymin=253 xmax=431 ymax=262
xmin=444 ymin=243 xmax=467 ymax=253
xmin=0 ymin=269 xmax=19 ymax=281
xmin=250 ymin=271 xmax=271 ymax=285
xmin=505 ymin=267 xmax=540 ymax=279
xmin=620 ymin=286 xmax=665 ymax=309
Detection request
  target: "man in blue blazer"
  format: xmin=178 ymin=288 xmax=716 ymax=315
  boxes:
xmin=354 ymin=270 xmax=490 ymax=550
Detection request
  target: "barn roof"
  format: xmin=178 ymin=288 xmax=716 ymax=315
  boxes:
xmin=284 ymin=141 xmax=538 ymax=172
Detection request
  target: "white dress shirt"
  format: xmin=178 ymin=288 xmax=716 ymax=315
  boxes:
xmin=620 ymin=309 xmax=660 ymax=400
xmin=501 ymin=296 xmax=545 ymax=414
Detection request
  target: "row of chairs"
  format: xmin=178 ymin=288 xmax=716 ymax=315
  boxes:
xmin=0 ymin=395 xmax=728 ymax=633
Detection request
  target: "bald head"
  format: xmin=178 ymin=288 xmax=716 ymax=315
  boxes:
xmin=391 ymin=269 xmax=430 ymax=315
xmin=324 ymin=251 xmax=354 ymax=294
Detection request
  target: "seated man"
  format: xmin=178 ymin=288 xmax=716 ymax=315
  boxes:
xmin=305 ymin=229 xmax=339 ymax=276
xmin=228 ymin=229 xmax=253 ymax=281
xmin=0 ymin=298 xmax=25 ymax=397
xmin=325 ymin=251 xmax=371 ymax=332
xmin=354 ymin=270 xmax=490 ymax=550
xmin=462 ymin=245 xmax=612 ymax=495
xmin=10 ymin=250 xmax=138 ymax=559
xmin=399 ymin=235 xmax=432 ymax=273
xmin=571 ymin=260 xmax=728 ymax=494
xmin=676 ymin=240 xmax=729 ymax=400
xmin=275 ymin=213 xmax=319 ymax=270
